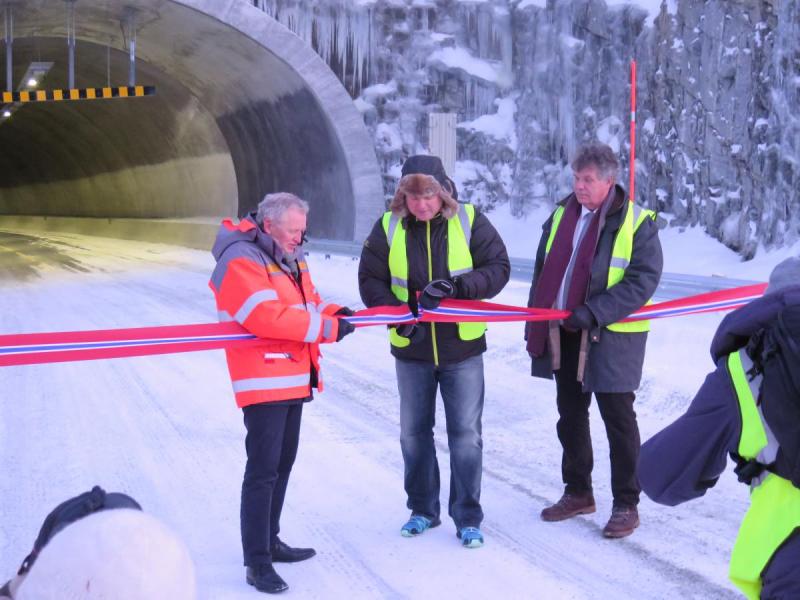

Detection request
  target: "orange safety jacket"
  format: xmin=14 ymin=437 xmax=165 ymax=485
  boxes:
xmin=209 ymin=217 xmax=342 ymax=407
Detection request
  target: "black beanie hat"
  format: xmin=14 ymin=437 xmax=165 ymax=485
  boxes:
xmin=401 ymin=155 xmax=458 ymax=200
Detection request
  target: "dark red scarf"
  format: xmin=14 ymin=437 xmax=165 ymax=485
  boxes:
xmin=527 ymin=196 xmax=601 ymax=357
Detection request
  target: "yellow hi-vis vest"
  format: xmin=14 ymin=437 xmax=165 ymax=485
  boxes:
xmin=726 ymin=349 xmax=800 ymax=600
xmin=544 ymin=200 xmax=655 ymax=333
xmin=382 ymin=204 xmax=486 ymax=348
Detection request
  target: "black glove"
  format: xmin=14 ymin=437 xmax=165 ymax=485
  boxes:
xmin=394 ymin=323 xmax=426 ymax=344
xmin=419 ymin=279 xmax=457 ymax=310
xmin=563 ymin=305 xmax=596 ymax=332
xmin=336 ymin=317 xmax=356 ymax=341
xmin=335 ymin=306 xmax=355 ymax=317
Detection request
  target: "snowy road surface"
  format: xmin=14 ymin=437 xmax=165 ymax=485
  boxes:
xmin=0 ymin=230 xmax=748 ymax=599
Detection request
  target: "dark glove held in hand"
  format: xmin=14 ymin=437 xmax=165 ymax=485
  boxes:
xmin=335 ymin=306 xmax=355 ymax=317
xmin=395 ymin=323 xmax=426 ymax=344
xmin=336 ymin=317 xmax=356 ymax=341
xmin=419 ymin=279 xmax=456 ymax=310
xmin=563 ymin=305 xmax=596 ymax=331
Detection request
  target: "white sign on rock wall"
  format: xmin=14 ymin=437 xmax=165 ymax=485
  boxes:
xmin=428 ymin=113 xmax=457 ymax=176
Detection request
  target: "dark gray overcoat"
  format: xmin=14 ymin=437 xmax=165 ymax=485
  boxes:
xmin=526 ymin=185 xmax=663 ymax=393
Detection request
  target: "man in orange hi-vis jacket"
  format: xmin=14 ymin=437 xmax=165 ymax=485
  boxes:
xmin=210 ymin=192 xmax=355 ymax=595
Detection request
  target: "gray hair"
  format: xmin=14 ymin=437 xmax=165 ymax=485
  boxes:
xmin=571 ymin=142 xmax=620 ymax=181
xmin=256 ymin=192 xmax=309 ymax=225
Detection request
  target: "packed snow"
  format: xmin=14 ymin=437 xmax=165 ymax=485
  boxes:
xmin=0 ymin=224 xmax=795 ymax=599
xmin=427 ymin=47 xmax=500 ymax=83
xmin=458 ymin=97 xmax=518 ymax=150
xmin=488 ymin=200 xmax=800 ymax=280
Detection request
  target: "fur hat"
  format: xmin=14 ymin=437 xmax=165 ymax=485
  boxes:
xmin=401 ymin=155 xmax=459 ymax=200
xmin=389 ymin=155 xmax=460 ymax=219
xmin=766 ymin=256 xmax=800 ymax=294
xmin=16 ymin=509 xmax=197 ymax=600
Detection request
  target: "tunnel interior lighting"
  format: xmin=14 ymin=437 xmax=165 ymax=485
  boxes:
xmin=18 ymin=62 xmax=53 ymax=92
xmin=0 ymin=61 xmax=55 ymax=127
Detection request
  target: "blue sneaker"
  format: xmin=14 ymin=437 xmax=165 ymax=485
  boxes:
xmin=457 ymin=526 xmax=484 ymax=548
xmin=400 ymin=515 xmax=440 ymax=537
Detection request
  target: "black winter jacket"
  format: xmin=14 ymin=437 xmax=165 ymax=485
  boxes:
xmin=638 ymin=286 xmax=800 ymax=600
xmin=358 ymin=207 xmax=510 ymax=365
xmin=640 ymin=284 xmax=800 ymax=505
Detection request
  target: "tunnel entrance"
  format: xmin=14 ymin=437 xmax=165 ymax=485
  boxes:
xmin=0 ymin=0 xmax=383 ymax=242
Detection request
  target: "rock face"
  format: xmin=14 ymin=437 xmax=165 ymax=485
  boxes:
xmin=252 ymin=0 xmax=799 ymax=257
xmin=640 ymin=0 xmax=798 ymax=259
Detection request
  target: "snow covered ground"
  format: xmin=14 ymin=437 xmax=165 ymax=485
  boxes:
xmin=0 ymin=225 xmax=795 ymax=599
xmin=489 ymin=201 xmax=800 ymax=279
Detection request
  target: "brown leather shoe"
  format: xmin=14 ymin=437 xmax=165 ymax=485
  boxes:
xmin=540 ymin=492 xmax=596 ymax=522
xmin=602 ymin=505 xmax=639 ymax=538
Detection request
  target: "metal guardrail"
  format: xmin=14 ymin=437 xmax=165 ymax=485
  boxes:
xmin=304 ymin=239 xmax=759 ymax=300
xmin=506 ymin=257 xmax=759 ymax=299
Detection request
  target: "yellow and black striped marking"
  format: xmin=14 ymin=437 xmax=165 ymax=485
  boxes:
xmin=1 ymin=85 xmax=155 ymax=104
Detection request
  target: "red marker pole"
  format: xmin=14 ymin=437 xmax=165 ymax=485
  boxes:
xmin=629 ymin=59 xmax=637 ymax=202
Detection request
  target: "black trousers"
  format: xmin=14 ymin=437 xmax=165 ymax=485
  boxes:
xmin=553 ymin=328 xmax=641 ymax=507
xmin=241 ymin=402 xmax=303 ymax=567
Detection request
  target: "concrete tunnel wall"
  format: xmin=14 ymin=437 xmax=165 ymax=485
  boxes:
xmin=0 ymin=0 xmax=384 ymax=242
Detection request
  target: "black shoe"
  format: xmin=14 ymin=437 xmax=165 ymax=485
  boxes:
xmin=270 ymin=537 xmax=316 ymax=563
xmin=246 ymin=564 xmax=288 ymax=594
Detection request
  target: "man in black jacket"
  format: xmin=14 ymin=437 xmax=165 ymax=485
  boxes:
xmin=639 ymin=257 xmax=800 ymax=598
xmin=526 ymin=142 xmax=662 ymax=538
xmin=359 ymin=155 xmax=509 ymax=548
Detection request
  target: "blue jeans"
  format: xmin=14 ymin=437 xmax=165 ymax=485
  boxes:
xmin=395 ymin=354 xmax=485 ymax=529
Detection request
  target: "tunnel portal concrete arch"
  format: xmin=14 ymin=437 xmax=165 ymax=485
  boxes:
xmin=0 ymin=0 xmax=384 ymax=241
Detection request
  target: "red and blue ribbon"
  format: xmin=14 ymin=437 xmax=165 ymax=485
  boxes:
xmin=618 ymin=283 xmax=767 ymax=321
xmin=344 ymin=305 xmax=416 ymax=327
xmin=418 ymin=299 xmax=570 ymax=323
xmin=418 ymin=283 xmax=769 ymax=324
xmin=0 ymin=322 xmax=265 ymax=367
xmin=0 ymin=283 xmax=768 ymax=367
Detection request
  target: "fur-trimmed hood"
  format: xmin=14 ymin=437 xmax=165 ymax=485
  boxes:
xmin=389 ymin=173 xmax=459 ymax=220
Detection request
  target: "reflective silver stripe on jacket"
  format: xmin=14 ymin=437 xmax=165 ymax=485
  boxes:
xmin=609 ymin=257 xmax=629 ymax=270
xmin=386 ymin=213 xmax=411 ymax=287
xmin=457 ymin=205 xmax=472 ymax=248
xmin=630 ymin=202 xmax=643 ymax=225
xmin=740 ymin=351 xmax=779 ymax=487
xmin=449 ymin=204 xmax=473 ymax=277
xmin=291 ymin=303 xmax=330 ymax=341
xmin=232 ymin=374 xmax=310 ymax=393
xmin=234 ymin=289 xmax=280 ymax=324
xmin=303 ymin=311 xmax=322 ymax=342
xmin=218 ymin=310 xmax=234 ymax=322
xmin=387 ymin=213 xmax=401 ymax=244
xmin=739 ymin=350 xmax=780 ymax=487
xmin=322 ymin=318 xmax=333 ymax=340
